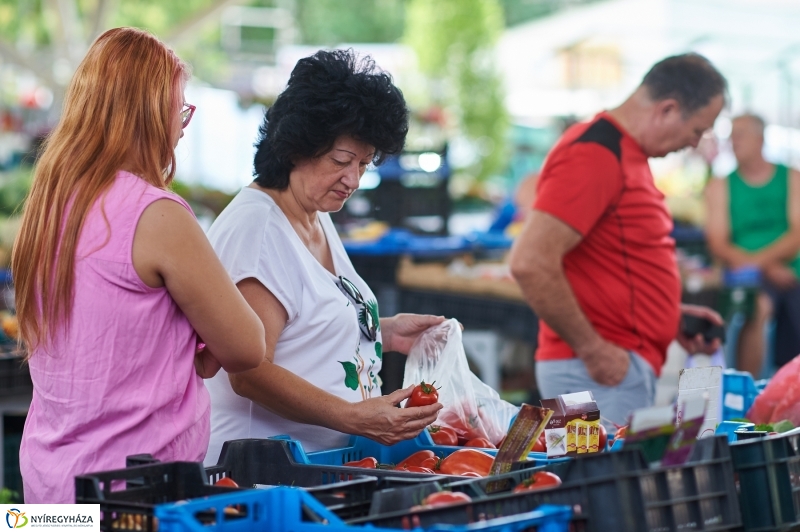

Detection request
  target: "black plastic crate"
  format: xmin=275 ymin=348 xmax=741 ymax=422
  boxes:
xmin=75 ymin=460 xmax=238 ymax=532
xmin=205 ymin=438 xmax=444 ymax=520
xmin=365 ymin=460 xmax=563 ymax=516
xmin=450 ymin=460 xmax=575 ymax=497
xmin=118 ymin=438 xmax=446 ymax=524
xmin=730 ymin=431 xmax=800 ymax=531
xmin=351 ymin=436 xmax=741 ymax=532
xmin=0 ymin=351 xmax=31 ymax=397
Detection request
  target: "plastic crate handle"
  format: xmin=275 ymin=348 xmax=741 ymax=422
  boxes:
xmin=268 ymin=435 xmax=310 ymax=464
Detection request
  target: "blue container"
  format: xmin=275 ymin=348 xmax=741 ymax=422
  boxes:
xmin=716 ymin=420 xmax=756 ymax=443
xmin=155 ymin=487 xmax=572 ymax=532
xmin=721 ymin=369 xmax=768 ymax=421
xmin=282 ymin=431 xmax=556 ymax=468
xmin=723 ymin=266 xmax=762 ymax=288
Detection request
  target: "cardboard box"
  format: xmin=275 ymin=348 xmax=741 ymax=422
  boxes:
xmin=540 ymin=391 xmax=601 ymax=457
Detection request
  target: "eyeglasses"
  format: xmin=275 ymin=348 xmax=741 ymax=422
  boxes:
xmin=180 ymin=103 xmax=196 ymax=129
xmin=336 ymin=276 xmax=377 ymax=342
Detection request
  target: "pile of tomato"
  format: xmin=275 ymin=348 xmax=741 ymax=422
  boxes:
xmin=210 ymin=382 xmax=636 ymax=514
xmin=344 ymin=448 xmax=494 ymax=476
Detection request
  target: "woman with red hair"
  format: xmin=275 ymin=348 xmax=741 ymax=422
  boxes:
xmin=12 ymin=27 xmax=265 ymax=503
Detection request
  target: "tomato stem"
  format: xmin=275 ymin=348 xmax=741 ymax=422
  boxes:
xmin=420 ymin=380 xmax=437 ymax=394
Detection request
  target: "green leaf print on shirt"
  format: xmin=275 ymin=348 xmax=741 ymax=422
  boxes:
xmin=339 ymin=361 xmax=360 ymax=391
xmin=367 ymin=299 xmax=380 ymax=331
xmin=374 ymin=341 xmax=382 ymax=360
xmin=359 ymin=299 xmax=380 ymax=332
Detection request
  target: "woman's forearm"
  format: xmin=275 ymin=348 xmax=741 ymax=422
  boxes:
xmin=379 ymin=316 xmax=394 ymax=352
xmin=228 ymin=361 xmax=356 ymax=432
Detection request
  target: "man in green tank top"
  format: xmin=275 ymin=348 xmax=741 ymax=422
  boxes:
xmin=705 ymin=114 xmax=800 ymax=375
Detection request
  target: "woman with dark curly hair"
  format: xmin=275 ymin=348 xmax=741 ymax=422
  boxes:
xmin=203 ymin=49 xmax=444 ymax=461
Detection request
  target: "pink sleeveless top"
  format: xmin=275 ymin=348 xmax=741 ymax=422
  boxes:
xmin=20 ymin=171 xmax=210 ymax=503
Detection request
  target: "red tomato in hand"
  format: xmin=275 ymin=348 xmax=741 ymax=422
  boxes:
xmin=464 ymin=437 xmax=496 ymax=449
xmin=512 ymin=471 xmax=562 ymax=493
xmin=438 ymin=449 xmax=494 ymax=477
xmin=406 ymin=381 xmax=439 ymax=408
xmin=598 ymin=424 xmax=607 ymax=451
xmin=429 ymin=426 xmax=459 ymax=446
xmin=344 ymin=457 xmax=378 ymax=468
xmin=396 ymin=450 xmax=436 ymax=469
xmin=214 ymin=477 xmax=239 ymax=488
xmin=420 ymin=491 xmax=472 ymax=507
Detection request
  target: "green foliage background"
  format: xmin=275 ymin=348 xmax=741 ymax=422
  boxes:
xmin=405 ymin=0 xmax=509 ymax=182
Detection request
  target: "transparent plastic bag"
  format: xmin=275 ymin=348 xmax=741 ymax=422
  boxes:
xmin=403 ymin=318 xmax=520 ymax=445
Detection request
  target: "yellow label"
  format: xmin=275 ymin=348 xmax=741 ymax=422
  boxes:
xmin=576 ymin=422 xmax=588 ymax=454
xmin=588 ymin=422 xmax=600 ymax=453
xmin=567 ymin=422 xmax=577 ymax=453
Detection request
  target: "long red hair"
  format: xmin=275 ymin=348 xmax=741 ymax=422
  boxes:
xmin=12 ymin=27 xmax=190 ymax=352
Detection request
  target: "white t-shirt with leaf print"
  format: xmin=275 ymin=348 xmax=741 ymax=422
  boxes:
xmin=203 ymin=187 xmax=383 ymax=464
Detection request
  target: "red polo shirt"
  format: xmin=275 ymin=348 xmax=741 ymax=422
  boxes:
xmin=532 ymin=112 xmax=681 ymax=376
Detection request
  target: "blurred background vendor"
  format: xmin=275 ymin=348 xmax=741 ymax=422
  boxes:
xmin=204 ymin=49 xmax=443 ymax=464
xmin=705 ymin=114 xmax=800 ymax=376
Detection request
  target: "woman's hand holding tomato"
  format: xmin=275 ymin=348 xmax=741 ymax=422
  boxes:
xmin=406 ymin=381 xmax=439 ymax=408
xmin=345 ymin=385 xmax=441 ymax=446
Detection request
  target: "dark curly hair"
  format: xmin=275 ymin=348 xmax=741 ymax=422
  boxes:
xmin=253 ymin=49 xmax=409 ymax=189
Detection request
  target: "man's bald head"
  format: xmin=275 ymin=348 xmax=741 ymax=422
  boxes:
xmin=731 ymin=113 xmax=766 ymax=165
xmin=733 ymin=114 xmax=766 ymax=136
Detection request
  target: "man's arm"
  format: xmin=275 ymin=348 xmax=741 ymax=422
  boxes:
xmin=508 ymin=209 xmax=630 ymax=386
xmin=704 ymin=178 xmax=753 ymax=268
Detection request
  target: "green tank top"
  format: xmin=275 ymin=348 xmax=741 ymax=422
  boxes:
xmin=728 ymin=163 xmax=800 ymax=276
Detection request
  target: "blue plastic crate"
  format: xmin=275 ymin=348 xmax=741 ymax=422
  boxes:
xmin=722 ymin=370 xmax=769 ymax=421
xmin=716 ymin=420 xmax=756 ymax=443
xmin=155 ymin=487 xmax=572 ymax=532
xmin=282 ymin=431 xmax=557 ymax=468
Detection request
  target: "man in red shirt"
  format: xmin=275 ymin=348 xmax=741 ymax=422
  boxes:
xmin=509 ymin=54 xmax=726 ymax=427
